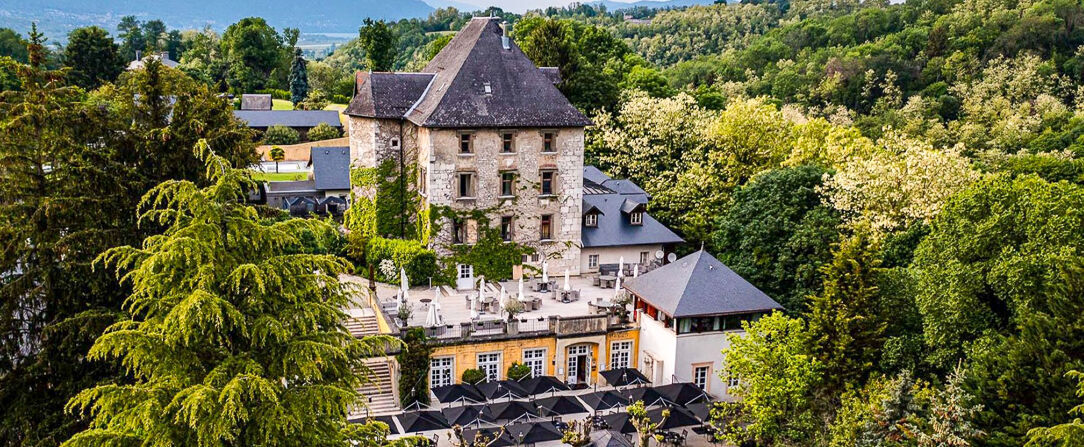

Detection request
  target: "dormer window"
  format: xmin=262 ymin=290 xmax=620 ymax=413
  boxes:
xmin=484 ymin=82 xmax=492 ymax=94
xmin=585 ymin=213 xmax=598 ymax=227
xmin=630 ymin=211 xmax=643 ymax=226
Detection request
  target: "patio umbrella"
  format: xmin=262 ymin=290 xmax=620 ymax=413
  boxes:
xmin=620 ymin=387 xmax=668 ymax=407
xmin=633 ymin=264 xmax=639 ymax=278
xmin=649 ymin=405 xmax=701 ymax=430
xmin=618 ymin=256 xmax=624 ymax=278
xmin=431 ymin=384 xmax=484 ymax=404
xmin=399 ymin=268 xmax=409 ymax=306
xmin=476 ymin=380 xmax=529 ymax=400
xmin=477 ymin=287 xmax=484 ymax=316
xmin=655 ymin=383 xmax=710 ymax=406
xmin=498 ymin=286 xmax=508 ymax=319
xmin=442 ymin=404 xmax=494 ymax=427
xmin=601 ymin=413 xmax=637 ymax=434
xmin=599 ymin=368 xmax=651 ymax=387
xmin=520 ymin=375 xmax=571 ymax=395
xmin=506 ymin=421 xmax=564 ymax=444
xmin=424 ymin=303 xmax=438 ymax=327
xmin=579 ymin=390 xmax=629 ymax=411
xmin=463 ymin=427 xmax=516 ymax=447
xmin=534 ymin=395 xmax=588 ymax=416
xmin=564 ymin=268 xmax=571 ymax=291
xmin=397 ymin=410 xmax=449 ymax=432
xmin=614 ymin=275 xmax=622 ymax=297
xmin=541 ymin=261 xmax=548 ymax=284
xmin=347 ymin=415 xmax=399 ymax=434
xmin=687 ymin=402 xmax=714 ymax=422
xmin=518 ymin=277 xmax=525 ymax=301
xmin=488 ymin=399 xmax=539 ymax=421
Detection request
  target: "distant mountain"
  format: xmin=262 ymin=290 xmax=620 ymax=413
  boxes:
xmin=0 ymin=0 xmax=436 ymax=40
xmin=596 ymin=0 xmax=719 ymax=10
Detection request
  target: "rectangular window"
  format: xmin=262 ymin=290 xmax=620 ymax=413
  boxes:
xmin=501 ymin=216 xmax=513 ymax=242
xmin=452 ymin=219 xmax=467 ymax=245
xmin=540 ymin=214 xmax=552 ymax=241
xmin=540 ymin=171 xmax=555 ymax=195
xmin=431 ymin=357 xmax=455 ymax=388
xmin=478 ymin=352 xmax=502 ymax=382
xmin=502 ymin=132 xmax=515 ymax=153
xmin=458 ymin=173 xmax=474 ymax=198
xmin=523 ymin=348 xmax=546 ymax=378
xmin=500 ymin=172 xmax=515 ymax=197
xmin=610 ymin=341 xmax=632 ymax=370
xmin=640 ymin=251 xmax=649 ymax=264
xmin=727 ymin=374 xmax=740 ymax=390
xmin=630 ymin=211 xmax=643 ymax=225
xmin=542 ymin=132 xmax=555 ymax=152
xmin=585 ymin=213 xmax=598 ymax=227
xmin=588 ymin=254 xmax=599 ymax=269
xmin=694 ymin=365 xmax=710 ymax=390
xmin=459 ymin=133 xmax=472 ymax=153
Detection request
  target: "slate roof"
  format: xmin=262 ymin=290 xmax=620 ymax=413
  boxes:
xmin=241 ymin=94 xmax=273 ymax=110
xmin=266 ymin=180 xmax=317 ymax=193
xmin=127 ymin=52 xmax=179 ymax=70
xmin=581 ymin=166 xmax=682 ymax=248
xmin=233 ymin=110 xmax=342 ymax=128
xmin=345 ymin=72 xmax=434 ymax=119
xmin=308 ymin=146 xmax=351 ymax=190
xmin=623 ymin=250 xmax=782 ymax=318
xmin=343 ymin=17 xmax=590 ymax=128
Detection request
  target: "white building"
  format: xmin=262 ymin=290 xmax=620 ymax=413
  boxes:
xmin=624 ymin=250 xmax=782 ymax=400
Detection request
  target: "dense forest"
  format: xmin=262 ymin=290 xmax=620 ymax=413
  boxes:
xmin=2 ymin=0 xmax=1084 ymax=446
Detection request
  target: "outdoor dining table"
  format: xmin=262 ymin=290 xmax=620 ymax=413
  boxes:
xmin=419 ymin=298 xmax=432 ymax=308
xmin=599 ymin=275 xmax=616 ymax=288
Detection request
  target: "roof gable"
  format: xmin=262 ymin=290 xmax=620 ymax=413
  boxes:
xmin=309 ymin=146 xmax=351 ymax=190
xmin=241 ymin=94 xmax=273 ymax=110
xmin=233 ymin=110 xmax=342 ymax=128
xmin=345 ymin=71 xmax=434 ymax=119
xmin=624 ymin=250 xmax=782 ymax=318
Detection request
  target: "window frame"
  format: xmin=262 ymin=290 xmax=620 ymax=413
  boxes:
xmin=500 ymin=216 xmax=514 ymax=242
xmin=539 ymin=214 xmax=553 ymax=241
xmin=457 ymin=172 xmax=474 ymax=199
xmin=522 ymin=348 xmax=546 ymax=378
xmin=610 ymin=341 xmax=632 ymax=370
xmin=584 ymin=213 xmax=598 ymax=227
xmin=500 ymin=171 xmax=516 ymax=198
xmin=477 ymin=352 xmax=502 ymax=382
xmin=540 ymin=170 xmax=556 ymax=196
xmin=630 ymin=211 xmax=643 ymax=226
xmin=431 ymin=356 xmax=455 ymax=388
xmin=588 ymin=254 xmax=599 ymax=269
xmin=501 ymin=132 xmax=515 ymax=153
xmin=541 ymin=131 xmax=556 ymax=153
xmin=693 ymin=364 xmax=711 ymax=391
xmin=452 ymin=218 xmax=467 ymax=245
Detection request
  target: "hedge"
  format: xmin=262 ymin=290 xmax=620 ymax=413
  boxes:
xmin=263 ymin=125 xmax=300 ymax=145
xmin=256 ymin=88 xmax=291 ymax=100
xmin=359 ymin=237 xmax=438 ymax=285
xmin=308 ymin=122 xmax=342 ymax=141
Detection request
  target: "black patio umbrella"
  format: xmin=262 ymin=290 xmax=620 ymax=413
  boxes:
xmin=431 ymin=384 xmax=484 ymax=404
xmin=534 ymin=395 xmax=588 ymax=416
xmin=601 ymin=412 xmax=637 ymax=434
xmin=505 ymin=421 xmax=564 ymax=444
xmin=580 ymin=390 xmax=630 ymax=411
xmin=442 ymin=404 xmax=494 ymax=427
xmin=347 ymin=415 xmax=399 ymax=434
xmin=520 ymin=375 xmax=571 ymax=395
xmin=463 ymin=427 xmax=516 ymax=447
xmin=599 ymin=368 xmax=651 ymax=386
xmin=650 ymin=405 xmax=701 ymax=430
xmin=687 ymin=401 xmax=715 ymax=422
xmin=476 ymin=380 xmax=529 ymax=400
xmin=619 ymin=387 xmax=669 ymax=407
xmin=397 ymin=410 xmax=450 ymax=432
xmin=655 ymin=382 xmax=710 ymax=406
xmin=489 ymin=399 xmax=540 ymax=422
xmin=591 ymin=429 xmax=636 ymax=447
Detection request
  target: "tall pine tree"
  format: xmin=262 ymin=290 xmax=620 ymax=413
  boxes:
xmin=289 ymin=48 xmax=308 ymax=105
xmin=63 ymin=144 xmax=395 ymax=446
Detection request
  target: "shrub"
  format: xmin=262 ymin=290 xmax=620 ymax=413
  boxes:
xmin=351 ymin=237 xmax=438 ymax=284
xmin=255 ymin=88 xmax=291 ymax=100
xmin=308 ymin=122 xmax=342 ymax=141
xmin=507 ymin=362 xmax=532 ymax=381
xmin=263 ymin=125 xmax=300 ymax=145
xmin=331 ymin=94 xmax=351 ymax=104
xmin=462 ymin=368 xmax=486 ymax=385
xmin=397 ymin=328 xmax=432 ymax=407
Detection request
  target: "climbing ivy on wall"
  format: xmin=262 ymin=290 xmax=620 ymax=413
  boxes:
xmin=429 ymin=205 xmax=535 ymax=284
xmin=345 ymin=159 xmax=425 ymax=240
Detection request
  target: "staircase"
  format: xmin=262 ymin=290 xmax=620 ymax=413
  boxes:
xmin=345 ymin=314 xmax=381 ymax=337
xmin=353 ymin=357 xmax=400 ymax=417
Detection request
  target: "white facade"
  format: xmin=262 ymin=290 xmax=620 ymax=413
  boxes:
xmin=637 ymin=311 xmax=743 ymax=400
xmin=580 ymin=244 xmax=663 ymax=274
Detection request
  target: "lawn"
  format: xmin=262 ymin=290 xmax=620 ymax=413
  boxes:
xmin=251 ymin=171 xmax=307 ymax=181
xmin=272 ymin=99 xmax=293 ymax=110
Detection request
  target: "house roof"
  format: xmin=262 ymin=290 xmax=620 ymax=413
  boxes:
xmin=127 ymin=52 xmax=179 ymax=70
xmin=308 ymin=146 xmax=351 ymax=190
xmin=345 ymin=72 xmax=435 ymax=119
xmin=233 ymin=110 xmax=342 ymax=128
xmin=267 ymin=180 xmax=318 ymax=193
xmin=623 ymin=250 xmax=782 ymax=318
xmin=344 ymin=17 xmax=590 ymax=128
xmin=241 ymin=94 xmax=273 ymax=110
xmin=580 ymin=166 xmax=681 ymax=248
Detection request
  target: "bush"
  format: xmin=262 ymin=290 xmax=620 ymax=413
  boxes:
xmin=352 ymin=237 xmax=438 ymax=284
xmin=331 ymin=94 xmax=350 ymax=104
xmin=462 ymin=368 xmax=486 ymax=385
xmin=263 ymin=125 xmax=300 ymax=145
xmin=507 ymin=362 xmax=531 ymax=381
xmin=256 ymin=88 xmax=291 ymax=100
xmin=308 ymin=122 xmax=342 ymax=141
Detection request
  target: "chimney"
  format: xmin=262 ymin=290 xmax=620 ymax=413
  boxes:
xmin=500 ymin=21 xmax=510 ymax=50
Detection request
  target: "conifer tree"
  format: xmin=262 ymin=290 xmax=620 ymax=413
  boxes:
xmin=63 ymin=144 xmax=394 ymax=446
xmin=289 ymin=48 xmax=308 ymax=105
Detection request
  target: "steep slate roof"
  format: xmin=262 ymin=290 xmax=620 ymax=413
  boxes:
xmin=308 ymin=146 xmax=351 ymax=190
xmin=233 ymin=110 xmax=342 ymax=128
xmin=345 ymin=72 xmax=434 ymax=119
xmin=406 ymin=17 xmax=591 ymax=128
xmin=267 ymin=180 xmax=317 ymax=193
xmin=581 ymin=166 xmax=682 ymax=248
xmin=623 ymin=250 xmax=782 ymax=318
xmin=241 ymin=94 xmax=273 ymax=110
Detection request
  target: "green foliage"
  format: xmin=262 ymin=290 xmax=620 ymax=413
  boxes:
xmin=397 ymin=328 xmax=432 ymax=409
xmin=288 ymin=48 xmax=308 ymax=104
xmin=63 ymin=145 xmax=395 ymax=447
xmin=64 ymin=26 xmax=123 ymax=90
xmin=430 ymin=206 xmax=535 ymax=285
xmin=308 ymin=122 xmax=342 ymax=141
xmin=713 ymin=164 xmax=841 ymax=311
xmin=359 ymin=18 xmax=397 ymax=72
xmin=263 ymin=124 xmax=300 ymax=145
xmin=461 ymin=368 xmax=485 ymax=385
xmin=0 ymin=28 xmax=28 ymax=63
xmin=256 ymin=88 xmax=291 ymax=100
xmin=354 ymin=237 xmax=437 ymax=284
xmin=220 ymin=17 xmax=288 ymax=92
xmin=506 ymin=362 xmax=531 ymax=381
xmin=1027 ymin=370 xmax=1084 ymax=446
